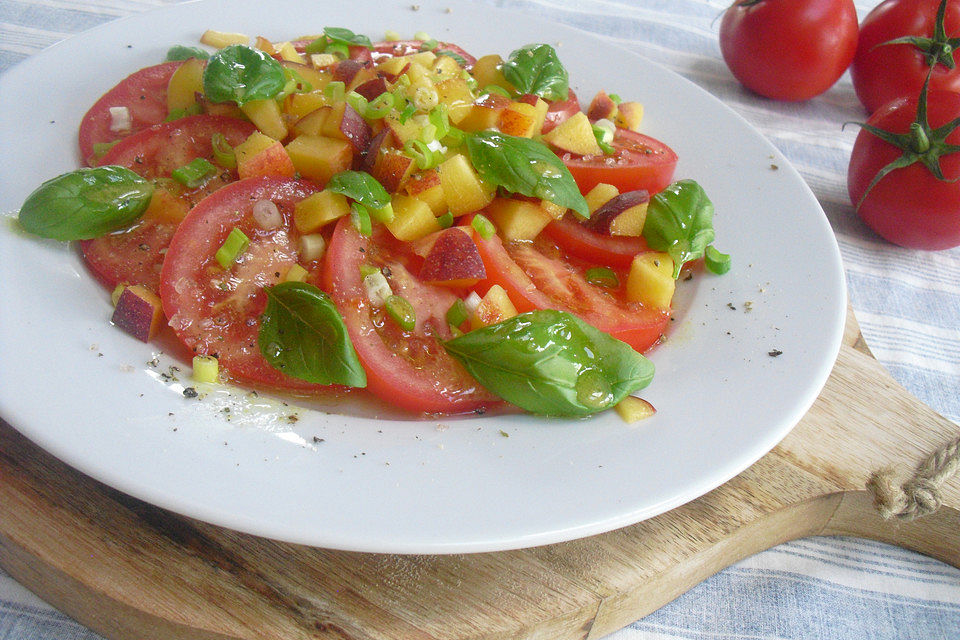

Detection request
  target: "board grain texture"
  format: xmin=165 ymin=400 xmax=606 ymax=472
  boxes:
xmin=1 ymin=307 xmax=957 ymax=640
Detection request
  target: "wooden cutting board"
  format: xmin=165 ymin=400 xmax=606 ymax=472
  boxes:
xmin=1 ymin=307 xmax=957 ymax=640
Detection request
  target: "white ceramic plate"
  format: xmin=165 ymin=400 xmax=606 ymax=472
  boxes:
xmin=0 ymin=0 xmax=845 ymax=553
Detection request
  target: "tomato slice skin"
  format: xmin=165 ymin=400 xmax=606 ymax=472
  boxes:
xmin=541 ymin=214 xmax=650 ymax=269
xmin=540 ymin=89 xmax=581 ymax=133
xmin=160 ymin=177 xmax=329 ymax=391
xmin=78 ymin=60 xmax=183 ymax=166
xmin=562 ymin=128 xmax=678 ymax=196
xmin=473 ymin=232 xmax=669 ymax=353
xmin=322 ymin=218 xmax=499 ymax=414
xmin=80 ymin=115 xmax=256 ymax=291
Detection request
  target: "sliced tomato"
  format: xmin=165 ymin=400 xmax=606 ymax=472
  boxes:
xmin=80 ymin=115 xmax=256 ymax=291
xmin=372 ymin=40 xmax=477 ymax=67
xmin=562 ymin=128 xmax=678 ymax=195
xmin=160 ymin=177 xmax=327 ymax=391
xmin=78 ymin=61 xmax=183 ymax=166
xmin=473 ymin=232 xmax=669 ymax=353
xmin=322 ymin=218 xmax=499 ymax=414
xmin=541 ymin=214 xmax=650 ymax=269
xmin=540 ymin=89 xmax=581 ymax=133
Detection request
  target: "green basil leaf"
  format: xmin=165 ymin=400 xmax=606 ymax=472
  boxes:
xmin=444 ymin=309 xmax=654 ymax=417
xmin=165 ymin=45 xmax=210 ymax=62
xmin=465 ymin=131 xmax=588 ymax=217
xmin=18 ymin=166 xmax=154 ymax=241
xmin=500 ymin=43 xmax=569 ymax=101
xmin=259 ymin=282 xmax=367 ymax=387
xmin=323 ymin=26 xmax=373 ymax=49
xmin=202 ymin=44 xmax=285 ymax=106
xmin=326 ymin=170 xmax=391 ymax=209
xmin=642 ymin=179 xmax=716 ymax=278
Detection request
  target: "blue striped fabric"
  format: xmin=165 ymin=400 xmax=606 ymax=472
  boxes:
xmin=1 ymin=1 xmax=958 ymax=639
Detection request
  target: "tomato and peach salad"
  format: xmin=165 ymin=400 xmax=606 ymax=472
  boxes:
xmin=16 ymin=26 xmax=729 ymax=419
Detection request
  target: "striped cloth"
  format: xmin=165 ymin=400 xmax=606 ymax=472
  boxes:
xmin=1 ymin=1 xmax=958 ymax=639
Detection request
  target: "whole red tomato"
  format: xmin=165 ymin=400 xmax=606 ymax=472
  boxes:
xmin=847 ymin=90 xmax=960 ymax=250
xmin=719 ymin=0 xmax=858 ymax=101
xmin=851 ymin=0 xmax=960 ymax=114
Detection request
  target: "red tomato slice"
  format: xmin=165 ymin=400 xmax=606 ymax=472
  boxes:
xmin=160 ymin=177 xmax=327 ymax=391
xmin=372 ymin=40 xmax=477 ymax=67
xmin=78 ymin=61 xmax=183 ymax=166
xmin=80 ymin=115 xmax=256 ymax=290
xmin=562 ymin=128 xmax=678 ymax=195
xmin=473 ymin=233 xmax=669 ymax=353
xmin=541 ymin=214 xmax=650 ymax=269
xmin=322 ymin=218 xmax=499 ymax=414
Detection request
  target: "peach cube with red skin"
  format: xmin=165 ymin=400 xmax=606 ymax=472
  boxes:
xmin=419 ymin=228 xmax=487 ymax=287
xmin=235 ymin=131 xmax=296 ymax=180
xmin=112 ymin=285 xmax=164 ymax=342
xmin=469 ymin=285 xmax=518 ymax=330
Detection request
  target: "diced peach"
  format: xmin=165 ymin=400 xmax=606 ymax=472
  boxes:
xmin=293 ymin=189 xmax=351 ymax=233
xmin=498 ymin=101 xmax=540 ymax=138
xmin=614 ymin=396 xmax=656 ymax=423
xmin=627 ymin=252 xmax=675 ymax=309
xmin=236 ymin=131 xmax=296 ymax=179
xmin=284 ymin=134 xmax=353 ymax=186
xmin=166 ymin=57 xmax=205 ymax=114
xmin=198 ymin=94 xmax=245 ymax=120
xmin=240 ymin=98 xmax=288 ymax=141
xmin=383 ymin=111 xmax=421 ymax=145
xmin=587 ymin=190 xmax=650 ymax=237
xmin=457 ymin=93 xmax=511 ymax=132
xmin=472 ymin=54 xmax=513 ymax=92
xmin=403 ymin=170 xmax=447 ymax=215
xmin=542 ymin=112 xmax=602 ymax=156
xmin=432 ymin=54 xmax=461 ymax=78
xmin=610 ymin=202 xmax=648 ymax=237
xmin=385 ymin=194 xmax=442 ymax=241
xmin=254 ymin=36 xmax=277 ymax=56
xmin=281 ymin=61 xmax=332 ymax=91
xmin=539 ymin=199 xmax=567 ymax=220
xmin=370 ymin=149 xmax=416 ymax=193
xmin=200 ymin=30 xmax=248 ymax=48
xmin=469 ymin=284 xmax=517 ymax=330
xmin=142 ymin=187 xmax=189 ymax=225
xmin=585 ymin=183 xmax=620 ymax=214
xmin=615 ymin=101 xmax=644 ymax=132
xmin=587 ymin=90 xmax=619 ymax=122
xmin=276 ymin=41 xmax=306 ymax=64
xmin=485 ymin=197 xmax=554 ymax=241
xmin=111 ymin=285 xmax=164 ymax=342
xmin=437 ymin=154 xmax=495 ymax=215
xmin=321 ymin=101 xmax=371 ymax=153
xmin=419 ymin=227 xmax=487 ymax=287
xmin=434 ymin=76 xmax=476 ymax=124
xmin=291 ymin=105 xmax=332 ymax=136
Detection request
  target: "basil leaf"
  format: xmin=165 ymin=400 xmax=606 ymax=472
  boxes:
xmin=466 ymin=131 xmax=588 ymax=217
xmin=165 ymin=45 xmax=210 ymax=61
xmin=202 ymin=44 xmax=285 ymax=106
xmin=444 ymin=310 xmax=654 ymax=417
xmin=500 ymin=43 xmax=569 ymax=101
xmin=18 ymin=166 xmax=154 ymax=241
xmin=259 ymin=282 xmax=367 ymax=387
xmin=326 ymin=170 xmax=390 ymax=209
xmin=642 ymin=179 xmax=716 ymax=278
xmin=323 ymin=26 xmax=372 ymax=49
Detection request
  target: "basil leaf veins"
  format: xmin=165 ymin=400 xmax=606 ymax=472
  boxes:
xmin=18 ymin=166 xmax=154 ymax=241
xmin=326 ymin=170 xmax=391 ymax=209
xmin=444 ymin=309 xmax=654 ymax=417
xmin=642 ymin=179 xmax=717 ymax=278
xmin=202 ymin=44 xmax=285 ymax=106
xmin=500 ymin=43 xmax=569 ymax=101
xmin=259 ymin=282 xmax=367 ymax=387
xmin=466 ymin=131 xmax=588 ymax=217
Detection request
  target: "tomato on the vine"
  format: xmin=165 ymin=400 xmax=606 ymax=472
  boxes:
xmin=851 ymin=0 xmax=960 ymax=114
xmin=718 ymin=0 xmax=858 ymax=101
xmin=847 ymin=88 xmax=960 ymax=250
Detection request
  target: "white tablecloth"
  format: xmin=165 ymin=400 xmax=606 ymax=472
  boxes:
xmin=1 ymin=0 xmax=958 ymax=638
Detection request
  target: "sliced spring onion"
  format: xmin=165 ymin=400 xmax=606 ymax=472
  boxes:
xmin=471 ymin=213 xmax=496 ymax=240
xmin=370 ymin=202 xmax=395 ymax=223
xmin=384 ymin=30 xmax=402 ymax=41
xmin=436 ymin=211 xmax=454 ymax=229
xmin=211 ymin=133 xmax=237 ymax=169
xmin=192 ymin=355 xmax=220 ymax=384
xmin=326 ymin=42 xmax=350 ymax=59
xmin=359 ymin=264 xmax=380 ymax=279
xmin=350 ymin=202 xmax=372 ymax=236
xmin=481 ymin=84 xmax=511 ymax=98
xmin=284 ymin=264 xmax=309 ymax=282
xmin=399 ymin=101 xmax=417 ymax=123
xmin=252 ymin=199 xmax=282 ymax=230
xmin=171 ymin=157 xmax=217 ymax=188
xmin=299 ymin=233 xmax=326 ymax=262
xmin=363 ymin=270 xmax=392 ymax=306
xmin=215 ymin=227 xmax=250 ymax=269
xmin=365 ymin=92 xmax=395 ymax=119
xmin=704 ymin=245 xmax=732 ymax=275
xmin=446 ymin=298 xmax=469 ymax=328
xmin=592 ymin=124 xmax=615 ymax=155
xmin=164 ymin=103 xmax=203 ymax=122
xmin=385 ymin=294 xmax=416 ymax=331
xmin=92 ymin=140 xmax=119 ymax=159
xmin=585 ymin=267 xmax=619 ymax=288
xmin=413 ymin=30 xmax=431 ymax=41
xmin=419 ymin=39 xmax=439 ymax=52
xmin=346 ymin=91 xmax=369 ymax=116
xmin=109 ymin=106 xmax=132 ymax=133
xmin=463 ymin=290 xmax=482 ymax=314
xmin=429 ymin=104 xmax=451 ymax=138
xmin=608 ymin=93 xmax=622 ymax=104
xmin=324 ymin=81 xmax=346 ymax=103
xmin=418 ymin=122 xmax=439 ymax=144
xmin=404 ymin=139 xmax=438 ymax=170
